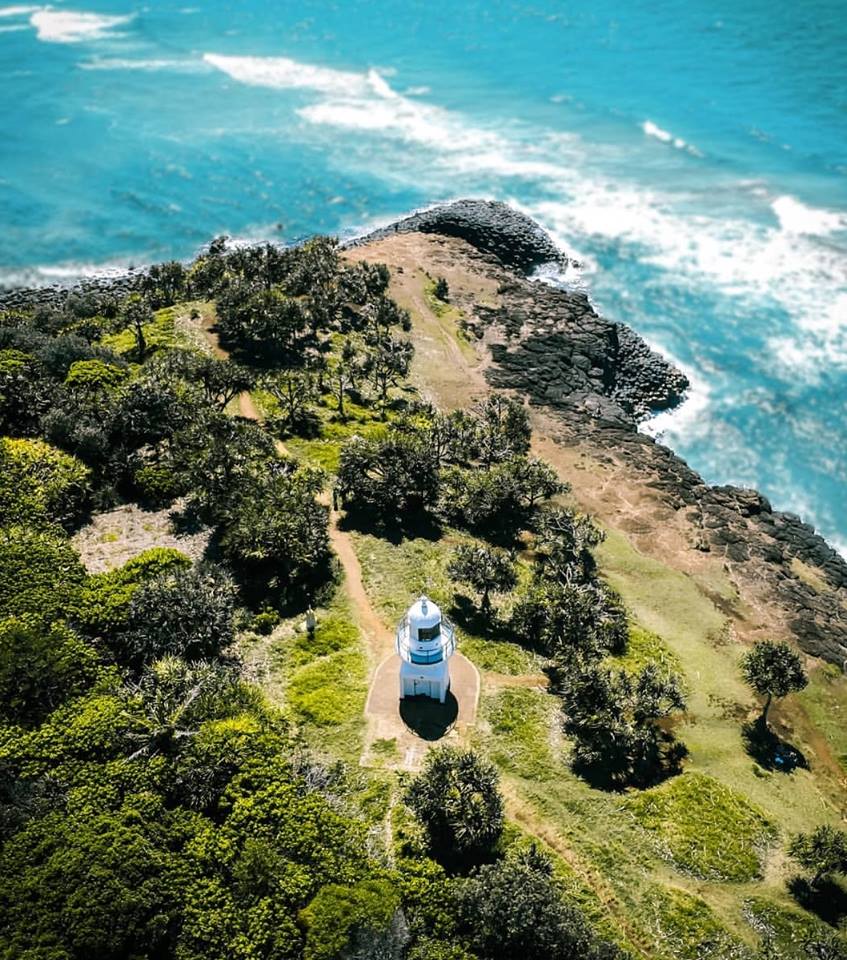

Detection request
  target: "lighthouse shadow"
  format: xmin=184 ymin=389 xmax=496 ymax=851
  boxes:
xmin=399 ymin=693 xmax=459 ymax=741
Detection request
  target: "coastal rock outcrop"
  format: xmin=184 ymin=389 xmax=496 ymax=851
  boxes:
xmin=350 ymin=199 xmax=565 ymax=274
xmin=398 ymin=225 xmax=847 ymax=666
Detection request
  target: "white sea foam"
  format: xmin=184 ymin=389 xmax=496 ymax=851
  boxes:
xmin=526 ymin=183 xmax=847 ymax=356
xmin=0 ymin=5 xmax=38 ymax=16
xmin=0 ymin=258 xmax=137 ymax=290
xmin=80 ymin=56 xmax=207 ymax=72
xmin=639 ymin=353 xmax=712 ymax=442
xmin=203 ymin=52 xmax=847 ymax=367
xmin=202 ymin=53 xmax=372 ymax=96
xmin=772 ymin=195 xmax=847 ymax=236
xmin=30 ymin=8 xmax=133 ymax=43
xmin=0 ymin=22 xmax=26 ymax=31
xmin=642 ymin=119 xmax=702 ymax=156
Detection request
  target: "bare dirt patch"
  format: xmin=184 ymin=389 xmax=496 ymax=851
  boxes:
xmin=72 ymin=502 xmax=211 ymax=573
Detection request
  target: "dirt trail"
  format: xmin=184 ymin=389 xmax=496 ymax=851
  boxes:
xmin=326 ymin=517 xmax=394 ymax=659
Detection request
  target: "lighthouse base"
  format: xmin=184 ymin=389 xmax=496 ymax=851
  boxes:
xmin=399 ymin=658 xmax=451 ymax=703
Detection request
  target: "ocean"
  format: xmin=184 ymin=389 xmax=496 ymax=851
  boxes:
xmin=2 ymin=0 xmax=846 ymax=552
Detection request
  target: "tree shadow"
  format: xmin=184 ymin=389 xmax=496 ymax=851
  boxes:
xmin=337 ymin=508 xmax=442 ymax=545
xmin=399 ymin=693 xmax=459 ymax=741
xmin=742 ymin=721 xmax=808 ymax=773
xmin=573 ymin=734 xmax=688 ymax=792
xmin=788 ymin=876 xmax=847 ymax=927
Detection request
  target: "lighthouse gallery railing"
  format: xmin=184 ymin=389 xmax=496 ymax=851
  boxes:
xmin=395 ymin=616 xmax=456 ymax=665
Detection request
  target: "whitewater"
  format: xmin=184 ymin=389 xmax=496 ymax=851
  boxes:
xmin=1 ymin=0 xmax=846 ymax=552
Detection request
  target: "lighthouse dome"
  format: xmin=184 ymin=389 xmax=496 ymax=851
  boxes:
xmin=408 ymin=595 xmax=441 ymax=635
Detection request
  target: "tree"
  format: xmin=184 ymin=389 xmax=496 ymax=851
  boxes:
xmin=404 ymin=747 xmax=503 ymax=861
xmin=533 ymin=507 xmax=601 ymax=584
xmin=0 ymin=348 xmax=52 ymax=436
xmin=510 ymin=579 xmax=627 ymax=658
xmin=558 ymin=660 xmax=687 ymax=788
xmin=433 ymin=277 xmax=449 ymax=302
xmin=121 ymin=294 xmax=153 ymax=362
xmin=789 ymin=826 xmax=847 ymax=888
xmin=220 ymin=464 xmax=330 ymax=594
xmin=453 ymin=851 xmax=622 ymax=960
xmin=141 ymin=260 xmax=187 ymax=307
xmin=741 ymin=640 xmax=808 ymax=730
xmin=447 ymin=543 xmax=517 ymax=614
xmin=262 ymin=368 xmax=318 ymax=435
xmin=217 ymin=284 xmax=307 ymax=361
xmin=111 ymin=377 xmax=193 ymax=453
xmin=0 ymin=794 xmax=202 ymax=960
xmin=121 ymin=656 xmax=241 ymax=760
xmin=123 ymin=565 xmax=237 ymax=669
xmin=439 ymin=457 xmax=559 ymax=538
xmin=190 ymin=355 xmax=255 ymax=411
xmin=331 ymin=338 xmax=361 ymax=420
xmin=72 ymin=547 xmax=192 ymax=652
xmin=338 ymin=433 xmax=441 ymax=523
xmin=475 ymin=395 xmax=530 ymax=467
xmin=421 ymin=408 xmax=480 ymax=466
xmin=300 ymin=880 xmax=407 ymax=960
xmin=365 ymin=335 xmax=414 ymax=411
xmin=178 ymin=413 xmax=277 ymax=521
xmin=503 ymin=457 xmax=563 ymax=510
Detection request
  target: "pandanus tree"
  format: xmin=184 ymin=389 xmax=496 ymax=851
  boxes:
xmin=403 ymin=747 xmax=504 ymax=861
xmin=741 ymin=639 xmax=808 ymax=730
xmin=790 ymin=825 xmax=847 ymax=888
xmin=121 ymin=656 xmax=238 ymax=761
xmin=447 ymin=543 xmax=517 ymax=616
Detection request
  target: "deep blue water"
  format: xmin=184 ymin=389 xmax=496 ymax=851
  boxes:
xmin=2 ymin=0 xmax=846 ymax=551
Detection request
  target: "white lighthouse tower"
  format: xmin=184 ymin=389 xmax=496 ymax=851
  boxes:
xmin=396 ymin=595 xmax=456 ymax=703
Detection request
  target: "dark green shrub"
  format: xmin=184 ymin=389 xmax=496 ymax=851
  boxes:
xmin=404 ymin=747 xmax=504 ymax=863
xmin=0 ymin=437 xmax=91 ymax=529
xmin=122 ymin=565 xmax=237 ymax=668
xmin=0 ymin=616 xmax=99 ymax=727
xmin=0 ymin=526 xmax=86 ymax=622
xmin=131 ymin=462 xmax=189 ymax=508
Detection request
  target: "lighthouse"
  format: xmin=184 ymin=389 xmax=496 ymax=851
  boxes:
xmin=396 ymin=595 xmax=456 ymax=703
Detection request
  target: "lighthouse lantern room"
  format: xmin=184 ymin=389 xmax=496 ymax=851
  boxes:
xmin=396 ymin=595 xmax=456 ymax=703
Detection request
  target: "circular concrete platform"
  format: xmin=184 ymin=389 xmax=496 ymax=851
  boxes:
xmin=363 ymin=652 xmax=480 ymax=770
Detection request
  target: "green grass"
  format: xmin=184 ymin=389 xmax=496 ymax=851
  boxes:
xmin=652 ymin=886 xmax=754 ymax=960
xmin=351 ymin=530 xmax=458 ymax=625
xmin=288 ymin=610 xmax=360 ymax=668
xmin=279 ymin=399 xmax=391 ymax=473
xmin=743 ymin=897 xmax=836 ymax=959
xmin=597 ymin=527 xmax=837 ymax=840
xmin=460 ymin=635 xmax=544 ymax=675
xmin=797 ymin=662 xmax=847 ymax=772
xmin=612 ymin=622 xmax=684 ymax=678
xmin=100 ymin=305 xmax=185 ymax=356
xmin=287 ymin=647 xmax=368 ymax=727
xmin=350 ymin=528 xmax=535 ymax=676
xmin=482 ymin=687 xmax=558 ymax=781
xmin=626 ymin=773 xmax=777 ymax=882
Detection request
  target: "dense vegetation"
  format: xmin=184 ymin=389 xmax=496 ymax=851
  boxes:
xmin=0 ymin=236 xmax=841 ymax=960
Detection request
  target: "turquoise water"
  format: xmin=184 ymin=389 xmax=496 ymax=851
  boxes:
xmin=2 ymin=0 xmax=846 ymax=550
